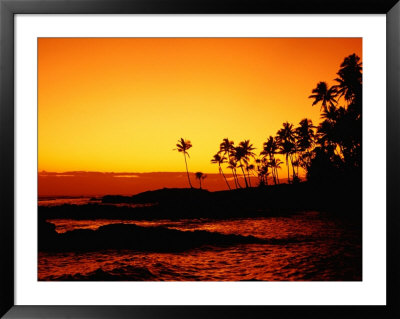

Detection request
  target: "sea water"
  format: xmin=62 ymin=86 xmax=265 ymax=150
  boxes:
xmin=38 ymin=212 xmax=361 ymax=281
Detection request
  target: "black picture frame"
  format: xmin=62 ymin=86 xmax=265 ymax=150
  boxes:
xmin=1 ymin=0 xmax=399 ymax=318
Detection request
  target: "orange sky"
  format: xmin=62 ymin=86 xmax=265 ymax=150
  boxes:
xmin=38 ymin=38 xmax=362 ymax=175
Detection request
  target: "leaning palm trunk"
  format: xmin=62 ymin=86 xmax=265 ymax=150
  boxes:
xmin=219 ymin=166 xmax=231 ymax=190
xmin=286 ymin=155 xmax=290 ymax=184
xmin=231 ymin=168 xmax=238 ymax=189
xmin=271 ymin=167 xmax=275 ymax=185
xmin=240 ymin=164 xmax=249 ymax=188
xmin=234 ymin=168 xmax=242 ymax=188
xmin=275 ymin=167 xmax=280 ymax=184
xmin=247 ymin=169 xmax=252 ymax=187
xmin=270 ymin=156 xmax=277 ymax=185
xmin=271 ymin=161 xmax=277 ymax=185
xmin=290 ymin=154 xmax=296 ymax=181
xmin=183 ymin=154 xmax=193 ymax=188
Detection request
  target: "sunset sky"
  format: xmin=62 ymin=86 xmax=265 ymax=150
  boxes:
xmin=38 ymin=38 xmax=362 ymax=178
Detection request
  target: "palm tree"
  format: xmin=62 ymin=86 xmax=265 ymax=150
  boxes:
xmin=309 ymin=81 xmax=337 ymax=111
xmin=255 ymin=158 xmax=269 ymax=186
xmin=295 ymin=118 xmax=315 ymax=176
xmin=269 ymin=158 xmax=282 ymax=184
xmin=246 ymin=164 xmax=255 ymax=187
xmin=262 ymin=136 xmax=279 ymax=159
xmin=321 ymin=104 xmax=338 ymax=123
xmin=219 ymin=138 xmax=239 ymax=188
xmin=296 ymin=118 xmax=315 ymax=151
xmin=333 ymin=53 xmax=362 ymax=105
xmin=305 ymin=54 xmax=362 ymax=184
xmin=277 ymin=122 xmax=297 ymax=183
xmin=280 ymin=140 xmax=295 ymax=184
xmin=234 ymin=146 xmax=248 ymax=187
xmin=195 ymin=172 xmax=207 ymax=189
xmin=227 ymin=157 xmax=241 ymax=189
xmin=235 ymin=140 xmax=256 ymax=188
xmin=211 ymin=153 xmax=231 ymax=190
xmin=261 ymin=136 xmax=279 ymax=184
xmin=174 ymin=138 xmax=193 ymax=188
xmin=219 ymin=138 xmax=235 ymax=158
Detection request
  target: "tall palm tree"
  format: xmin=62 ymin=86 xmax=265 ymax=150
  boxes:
xmin=246 ymin=164 xmax=255 ymax=187
xmin=195 ymin=172 xmax=206 ymax=189
xmin=211 ymin=153 xmax=231 ymax=190
xmin=227 ymin=157 xmax=241 ymax=189
xmin=174 ymin=138 xmax=193 ymax=188
xmin=277 ymin=122 xmax=297 ymax=183
xmin=280 ymin=141 xmax=295 ymax=184
xmin=333 ymin=53 xmax=362 ymax=105
xmin=235 ymin=140 xmax=256 ymax=188
xmin=296 ymin=118 xmax=315 ymax=152
xmin=234 ymin=146 xmax=248 ymax=188
xmin=269 ymin=158 xmax=282 ymax=184
xmin=309 ymin=81 xmax=337 ymax=111
xmin=219 ymin=138 xmax=235 ymax=158
xmin=262 ymin=136 xmax=279 ymax=160
xmin=295 ymin=118 xmax=315 ymax=177
xmin=320 ymin=106 xmax=348 ymax=160
xmin=219 ymin=138 xmax=238 ymax=188
xmin=255 ymin=158 xmax=269 ymax=186
xmin=261 ymin=136 xmax=279 ymax=184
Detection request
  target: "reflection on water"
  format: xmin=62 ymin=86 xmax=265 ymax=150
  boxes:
xmin=39 ymin=197 xmax=97 ymax=206
xmin=39 ymin=212 xmax=361 ymax=281
xmin=39 ymin=196 xmax=154 ymax=208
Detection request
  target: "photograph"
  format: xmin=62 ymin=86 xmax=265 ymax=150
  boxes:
xmin=37 ymin=37 xmax=362 ymax=282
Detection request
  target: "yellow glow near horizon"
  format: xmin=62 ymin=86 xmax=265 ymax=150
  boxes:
xmin=38 ymin=38 xmax=362 ymax=173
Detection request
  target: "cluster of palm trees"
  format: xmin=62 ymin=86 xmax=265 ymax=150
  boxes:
xmin=211 ymin=139 xmax=257 ymax=189
xmin=210 ymin=119 xmax=315 ymax=190
xmin=175 ymin=54 xmax=362 ymax=189
xmin=306 ymin=53 xmax=362 ymax=183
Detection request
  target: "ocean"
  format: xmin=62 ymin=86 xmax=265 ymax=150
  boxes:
xmin=38 ymin=198 xmax=361 ymax=281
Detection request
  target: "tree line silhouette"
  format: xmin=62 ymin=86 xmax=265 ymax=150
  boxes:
xmin=175 ymin=54 xmax=362 ymax=189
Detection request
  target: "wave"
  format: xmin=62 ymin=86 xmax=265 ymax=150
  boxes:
xmin=39 ymin=221 xmax=267 ymax=252
xmin=41 ymin=266 xmax=157 ymax=281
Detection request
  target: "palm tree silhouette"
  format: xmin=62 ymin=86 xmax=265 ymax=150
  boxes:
xmin=227 ymin=157 xmax=242 ymax=189
xmin=219 ymin=138 xmax=239 ymax=188
xmin=235 ymin=140 xmax=256 ymax=188
xmin=296 ymin=118 xmax=315 ymax=171
xmin=277 ymin=122 xmax=297 ymax=183
xmin=269 ymin=158 xmax=282 ymax=184
xmin=261 ymin=136 xmax=279 ymax=184
xmin=255 ymin=158 xmax=269 ymax=186
xmin=321 ymin=104 xmax=339 ymax=122
xmin=246 ymin=164 xmax=255 ymax=187
xmin=309 ymin=81 xmax=337 ymax=111
xmin=211 ymin=153 xmax=231 ymax=190
xmin=280 ymin=141 xmax=295 ymax=184
xmin=333 ymin=53 xmax=362 ymax=105
xmin=234 ymin=146 xmax=248 ymax=187
xmin=195 ymin=172 xmax=206 ymax=189
xmin=319 ymin=106 xmax=348 ymax=160
xmin=296 ymin=119 xmax=315 ymax=151
xmin=175 ymin=138 xmax=193 ymax=188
